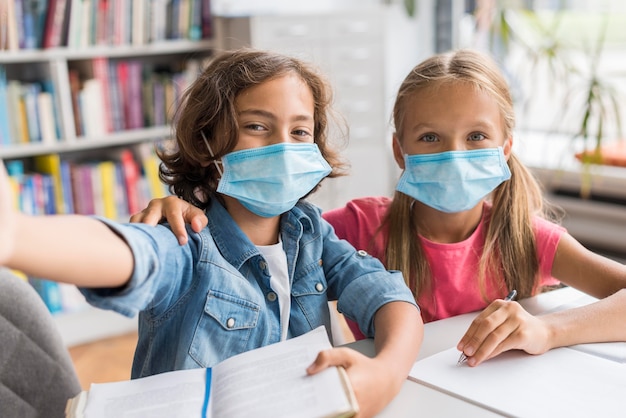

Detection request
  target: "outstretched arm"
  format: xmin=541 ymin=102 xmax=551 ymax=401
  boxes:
xmin=307 ymin=301 xmax=423 ymax=417
xmin=0 ymin=160 xmax=134 ymax=287
xmin=457 ymin=232 xmax=626 ymax=366
xmin=130 ymin=196 xmax=207 ymax=245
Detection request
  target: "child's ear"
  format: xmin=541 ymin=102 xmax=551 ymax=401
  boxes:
xmin=392 ymin=134 xmax=406 ymax=169
xmin=502 ymin=136 xmax=513 ymax=160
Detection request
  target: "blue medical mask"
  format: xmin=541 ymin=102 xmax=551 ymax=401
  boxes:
xmin=396 ymin=147 xmax=511 ymax=213
xmin=206 ymin=141 xmax=331 ymax=217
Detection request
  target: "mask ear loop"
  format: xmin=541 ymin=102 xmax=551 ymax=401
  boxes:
xmin=201 ymin=131 xmax=223 ymax=177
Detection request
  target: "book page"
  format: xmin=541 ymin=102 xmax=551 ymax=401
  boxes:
xmin=409 ymin=346 xmax=626 ymax=417
xmin=83 ymin=368 xmax=206 ymax=418
xmin=210 ymin=326 xmax=356 ymax=418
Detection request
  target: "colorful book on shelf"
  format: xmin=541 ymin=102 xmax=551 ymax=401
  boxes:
xmin=201 ymin=0 xmax=212 ymax=39
xmin=92 ymin=57 xmax=113 ymax=133
xmin=79 ymin=78 xmax=107 ymax=137
xmin=7 ymin=80 xmax=31 ymax=144
xmin=33 ymin=0 xmax=50 ymax=48
xmin=125 ymin=60 xmax=144 ymax=130
xmin=98 ymin=160 xmax=118 ymax=220
xmin=23 ymin=83 xmax=42 ymax=143
xmin=65 ymin=326 xmax=358 ymax=418
xmin=119 ymin=149 xmax=141 ymax=215
xmin=60 ymin=159 xmax=75 ymax=214
xmin=41 ymin=79 xmax=62 ymax=140
xmin=68 ymin=69 xmax=83 ymax=137
xmin=43 ymin=0 xmax=70 ymax=48
xmin=0 ymin=66 xmax=11 ymax=145
xmin=34 ymin=154 xmax=67 ymax=214
xmin=142 ymin=153 xmax=167 ymax=199
xmin=2 ymin=0 xmax=20 ymax=50
xmin=107 ymin=60 xmax=124 ymax=132
xmin=36 ymin=91 xmax=57 ymax=144
xmin=21 ymin=0 xmax=40 ymax=49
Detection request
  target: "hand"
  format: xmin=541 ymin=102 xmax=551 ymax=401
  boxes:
xmin=457 ymin=299 xmax=552 ymax=366
xmin=0 ymin=160 xmax=18 ymax=264
xmin=307 ymin=347 xmax=404 ymax=418
xmin=129 ymin=196 xmax=207 ymax=245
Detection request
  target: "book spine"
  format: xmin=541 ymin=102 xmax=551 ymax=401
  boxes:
xmin=120 ymin=149 xmax=141 ymax=215
xmin=43 ymin=0 xmax=69 ymax=49
xmin=36 ymin=91 xmax=57 ymax=144
xmin=92 ymin=57 xmax=112 ymax=133
xmin=0 ymin=67 xmax=11 ymax=145
xmin=98 ymin=160 xmax=118 ymax=219
xmin=23 ymin=83 xmax=42 ymax=143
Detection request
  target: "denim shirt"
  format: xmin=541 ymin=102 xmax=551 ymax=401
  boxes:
xmin=81 ymin=199 xmax=416 ymax=379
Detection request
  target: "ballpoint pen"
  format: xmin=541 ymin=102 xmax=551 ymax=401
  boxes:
xmin=457 ymin=289 xmax=518 ymax=365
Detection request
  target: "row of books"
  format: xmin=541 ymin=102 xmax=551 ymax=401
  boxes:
xmin=69 ymin=56 xmax=205 ymax=138
xmin=5 ymin=149 xmax=168 ymax=219
xmin=1 ymin=0 xmax=213 ymax=51
xmin=0 ymin=67 xmax=61 ymax=147
xmin=0 ymin=56 xmax=205 ymax=146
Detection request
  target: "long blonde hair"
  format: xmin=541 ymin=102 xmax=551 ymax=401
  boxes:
xmin=384 ymin=49 xmax=553 ymax=304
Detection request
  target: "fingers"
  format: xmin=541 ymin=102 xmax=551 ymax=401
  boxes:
xmin=129 ymin=197 xmax=208 ymax=246
xmin=306 ymin=347 xmax=355 ymax=375
xmin=457 ymin=300 xmax=522 ymax=366
xmin=186 ymin=207 xmax=208 ymax=233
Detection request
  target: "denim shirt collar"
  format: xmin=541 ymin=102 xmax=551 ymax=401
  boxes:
xmin=205 ymin=197 xmax=315 ymax=270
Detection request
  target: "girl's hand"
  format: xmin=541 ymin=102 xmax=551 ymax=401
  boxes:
xmin=307 ymin=347 xmax=404 ymax=418
xmin=129 ymin=196 xmax=207 ymax=245
xmin=457 ymin=299 xmax=552 ymax=366
xmin=0 ymin=160 xmax=17 ymax=264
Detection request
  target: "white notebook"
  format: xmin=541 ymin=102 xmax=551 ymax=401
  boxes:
xmin=409 ymin=346 xmax=626 ymax=418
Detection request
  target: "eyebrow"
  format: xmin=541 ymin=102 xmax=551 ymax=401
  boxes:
xmin=238 ymin=109 xmax=314 ymax=123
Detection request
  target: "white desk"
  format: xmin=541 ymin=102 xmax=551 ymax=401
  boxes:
xmin=350 ymin=286 xmax=598 ymax=417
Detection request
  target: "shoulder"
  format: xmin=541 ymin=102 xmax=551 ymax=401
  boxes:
xmin=531 ymin=214 xmax=567 ymax=240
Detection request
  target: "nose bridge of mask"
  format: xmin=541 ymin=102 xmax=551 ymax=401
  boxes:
xmin=221 ymin=143 xmax=330 ymax=182
xmin=405 ymin=147 xmax=506 ymax=181
xmin=201 ymin=131 xmax=224 ymax=176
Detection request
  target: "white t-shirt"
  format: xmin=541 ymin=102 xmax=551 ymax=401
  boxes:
xmin=257 ymin=241 xmax=291 ymax=341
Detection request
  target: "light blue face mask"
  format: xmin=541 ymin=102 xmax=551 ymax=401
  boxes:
xmin=205 ymin=140 xmax=331 ymax=217
xmin=395 ymin=147 xmax=511 ymax=213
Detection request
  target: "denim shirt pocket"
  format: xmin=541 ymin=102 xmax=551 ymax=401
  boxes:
xmin=189 ymin=290 xmax=260 ymax=367
xmin=291 ymin=262 xmax=329 ymax=329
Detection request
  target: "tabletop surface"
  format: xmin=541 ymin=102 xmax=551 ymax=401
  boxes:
xmin=348 ymin=286 xmax=599 ymax=418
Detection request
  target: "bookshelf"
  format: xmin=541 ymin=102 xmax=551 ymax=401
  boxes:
xmin=0 ymin=0 xmax=219 ymax=345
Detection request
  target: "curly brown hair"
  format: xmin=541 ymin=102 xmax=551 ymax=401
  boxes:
xmin=158 ymin=48 xmax=348 ymax=208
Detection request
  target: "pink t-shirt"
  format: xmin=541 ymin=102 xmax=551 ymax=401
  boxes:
xmin=323 ymin=197 xmax=564 ymax=339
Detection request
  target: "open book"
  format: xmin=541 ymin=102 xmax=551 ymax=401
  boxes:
xmin=65 ymin=326 xmax=358 ymax=418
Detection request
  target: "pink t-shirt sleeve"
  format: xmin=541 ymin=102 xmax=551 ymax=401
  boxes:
xmin=323 ymin=197 xmax=392 ymax=341
xmin=533 ymin=216 xmax=566 ymax=287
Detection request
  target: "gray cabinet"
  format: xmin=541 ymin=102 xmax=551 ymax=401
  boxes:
xmin=216 ymin=8 xmax=396 ymax=210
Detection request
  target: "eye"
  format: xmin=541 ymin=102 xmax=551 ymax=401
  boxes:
xmin=244 ymin=123 xmax=267 ymax=132
xmin=468 ymin=132 xmax=486 ymax=141
xmin=419 ymin=133 xmax=438 ymax=143
xmin=292 ymin=128 xmax=313 ymax=141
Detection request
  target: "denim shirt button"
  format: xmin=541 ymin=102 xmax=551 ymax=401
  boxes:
xmin=226 ymin=318 xmax=235 ymax=328
xmin=315 ymin=283 xmax=323 ymax=292
xmin=259 ymin=261 xmax=267 ymax=270
xmin=357 ymin=250 xmax=368 ymax=257
xmin=267 ymin=292 xmax=277 ymax=302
